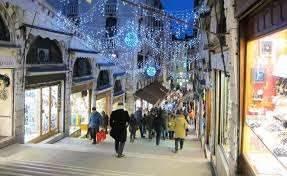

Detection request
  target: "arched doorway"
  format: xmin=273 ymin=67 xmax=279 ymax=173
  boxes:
xmin=70 ymin=58 xmax=93 ymax=136
xmin=24 ymin=37 xmax=64 ymax=143
xmin=26 ymin=37 xmax=63 ymax=64
xmin=97 ymin=70 xmax=110 ymax=90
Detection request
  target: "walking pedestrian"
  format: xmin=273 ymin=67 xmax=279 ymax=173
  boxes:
xmin=110 ymin=102 xmax=130 ymax=158
xmin=146 ymin=111 xmax=154 ymax=139
xmin=102 ymin=111 xmax=109 ymax=134
xmin=153 ymin=110 xmax=164 ymax=146
xmin=135 ymin=107 xmax=145 ymax=138
xmin=88 ymin=107 xmax=103 ymax=144
xmin=174 ymin=109 xmax=188 ymax=153
xmin=160 ymin=108 xmax=169 ymax=140
xmin=129 ymin=113 xmax=138 ymax=143
xmin=168 ymin=114 xmax=176 ymax=139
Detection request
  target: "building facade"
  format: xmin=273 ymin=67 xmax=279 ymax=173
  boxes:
xmin=237 ymin=0 xmax=287 ymax=175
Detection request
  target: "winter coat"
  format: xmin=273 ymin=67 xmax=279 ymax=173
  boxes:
xmin=145 ymin=115 xmax=154 ymax=131
xmin=168 ymin=117 xmax=176 ymax=132
xmin=88 ymin=111 xmax=102 ymax=128
xmin=153 ymin=116 xmax=164 ymax=133
xmin=110 ymin=109 xmax=130 ymax=142
xmin=134 ymin=110 xmax=142 ymax=124
xmin=129 ymin=116 xmax=138 ymax=133
xmin=174 ymin=115 xmax=188 ymax=139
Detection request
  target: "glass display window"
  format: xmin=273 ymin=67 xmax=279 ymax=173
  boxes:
xmin=42 ymin=87 xmax=50 ymax=135
xmin=25 ymin=89 xmax=41 ymax=142
xmin=70 ymin=90 xmax=91 ymax=134
xmin=96 ymin=97 xmax=107 ymax=115
xmin=50 ymin=86 xmax=59 ymax=130
xmin=24 ymin=84 xmax=61 ymax=143
xmin=214 ymin=71 xmax=231 ymax=157
xmin=219 ymin=72 xmax=231 ymax=157
xmin=243 ymin=29 xmax=287 ymax=175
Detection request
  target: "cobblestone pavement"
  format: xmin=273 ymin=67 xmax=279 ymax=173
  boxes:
xmin=0 ymin=133 xmax=213 ymax=176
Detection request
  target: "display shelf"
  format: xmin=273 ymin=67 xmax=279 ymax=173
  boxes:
xmin=245 ymin=153 xmax=286 ymax=176
xmin=245 ymin=119 xmax=287 ymax=171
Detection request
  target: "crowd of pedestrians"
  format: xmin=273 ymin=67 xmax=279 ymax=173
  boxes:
xmin=86 ymin=99 xmax=194 ymax=158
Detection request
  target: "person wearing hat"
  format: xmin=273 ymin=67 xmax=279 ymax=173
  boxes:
xmin=174 ymin=109 xmax=188 ymax=153
xmin=88 ymin=107 xmax=103 ymax=144
xmin=110 ymin=102 xmax=130 ymax=158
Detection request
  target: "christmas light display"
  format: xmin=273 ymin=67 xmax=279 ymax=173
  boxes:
xmin=15 ymin=0 xmax=209 ymax=79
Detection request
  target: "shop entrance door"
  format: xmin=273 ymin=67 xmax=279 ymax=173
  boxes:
xmin=25 ymin=84 xmax=61 ymax=143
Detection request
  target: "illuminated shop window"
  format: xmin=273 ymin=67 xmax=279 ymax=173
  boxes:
xmin=243 ymin=29 xmax=287 ymax=175
xmin=25 ymin=85 xmax=60 ymax=143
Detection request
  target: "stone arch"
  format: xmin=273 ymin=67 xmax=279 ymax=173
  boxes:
xmin=26 ymin=37 xmax=63 ymax=64
xmin=97 ymin=70 xmax=110 ymax=89
xmin=73 ymin=58 xmax=92 ymax=78
xmin=0 ymin=2 xmax=16 ymax=42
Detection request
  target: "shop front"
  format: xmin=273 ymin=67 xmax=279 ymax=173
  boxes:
xmin=0 ymin=10 xmax=17 ymax=146
xmin=239 ymin=0 xmax=287 ymax=175
xmin=24 ymin=36 xmax=66 ymax=143
xmin=70 ymin=57 xmax=93 ymax=136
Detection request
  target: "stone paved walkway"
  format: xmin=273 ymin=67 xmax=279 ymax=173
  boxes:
xmin=0 ymin=134 xmax=214 ymax=176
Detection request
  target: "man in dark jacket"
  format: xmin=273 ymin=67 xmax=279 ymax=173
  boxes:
xmin=135 ymin=108 xmax=145 ymax=138
xmin=88 ymin=107 xmax=103 ymax=144
xmin=153 ymin=109 xmax=164 ymax=146
xmin=110 ymin=102 xmax=130 ymax=158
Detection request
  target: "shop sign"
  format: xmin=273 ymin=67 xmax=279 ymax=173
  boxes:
xmin=211 ymin=51 xmax=230 ymax=72
xmin=0 ymin=56 xmax=16 ymax=68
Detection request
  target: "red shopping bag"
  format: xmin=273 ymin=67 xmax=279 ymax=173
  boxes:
xmin=96 ymin=130 xmax=106 ymax=143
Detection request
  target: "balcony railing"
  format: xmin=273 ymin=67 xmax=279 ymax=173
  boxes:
xmin=105 ymin=3 xmax=117 ymax=16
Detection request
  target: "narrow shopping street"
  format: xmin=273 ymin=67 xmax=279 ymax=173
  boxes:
xmin=0 ymin=134 xmax=213 ymax=176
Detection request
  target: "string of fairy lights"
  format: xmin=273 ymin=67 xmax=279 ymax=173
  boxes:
xmin=39 ymin=0 xmax=210 ymax=79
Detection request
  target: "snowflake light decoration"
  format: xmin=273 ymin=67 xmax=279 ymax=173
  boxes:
xmin=124 ymin=31 xmax=139 ymax=48
xmin=146 ymin=66 xmax=157 ymax=77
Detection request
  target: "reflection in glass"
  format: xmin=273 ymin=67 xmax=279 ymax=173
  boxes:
xmin=25 ymin=89 xmax=41 ymax=142
xmin=51 ymin=86 xmax=58 ymax=130
xmin=41 ymin=87 xmax=50 ymax=134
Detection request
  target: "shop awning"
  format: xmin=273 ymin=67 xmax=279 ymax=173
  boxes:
xmin=26 ymin=65 xmax=68 ymax=76
xmin=96 ymin=55 xmax=115 ymax=69
xmin=113 ymin=67 xmax=126 ymax=79
xmin=69 ymin=37 xmax=99 ymax=58
xmin=134 ymin=81 xmax=169 ymax=105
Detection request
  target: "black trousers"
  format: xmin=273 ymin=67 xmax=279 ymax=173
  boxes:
xmin=168 ymin=131 xmax=174 ymax=139
xmin=130 ymin=131 xmax=136 ymax=142
xmin=139 ymin=123 xmax=145 ymax=137
xmin=156 ymin=131 xmax=161 ymax=145
xmin=90 ymin=127 xmax=99 ymax=143
xmin=148 ymin=129 xmax=153 ymax=139
xmin=115 ymin=140 xmax=125 ymax=155
xmin=175 ymin=138 xmax=184 ymax=151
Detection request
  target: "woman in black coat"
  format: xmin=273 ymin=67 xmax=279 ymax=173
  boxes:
xmin=110 ymin=103 xmax=130 ymax=158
